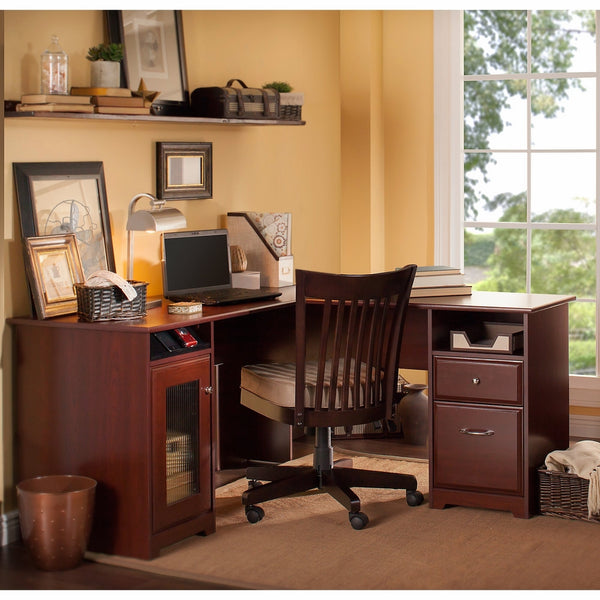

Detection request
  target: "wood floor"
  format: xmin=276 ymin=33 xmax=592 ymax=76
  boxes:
xmin=1 ymin=435 xmax=425 ymax=590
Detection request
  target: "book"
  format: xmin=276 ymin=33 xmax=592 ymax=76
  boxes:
xmin=21 ymin=93 xmax=91 ymax=105
xmin=415 ymin=265 xmax=462 ymax=277
xmin=16 ymin=103 xmax=95 ymax=113
xmin=94 ymin=106 xmax=151 ymax=115
xmin=91 ymin=95 xmax=151 ymax=108
xmin=71 ymin=86 xmax=131 ymax=97
xmin=410 ymin=284 xmax=472 ymax=298
xmin=413 ymin=273 xmax=467 ymax=287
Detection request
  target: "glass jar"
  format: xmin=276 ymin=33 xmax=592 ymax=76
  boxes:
xmin=41 ymin=35 xmax=69 ymax=95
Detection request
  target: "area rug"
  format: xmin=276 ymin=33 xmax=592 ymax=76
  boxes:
xmin=87 ymin=454 xmax=600 ymax=590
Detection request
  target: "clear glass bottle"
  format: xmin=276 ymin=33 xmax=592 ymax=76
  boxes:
xmin=41 ymin=35 xmax=69 ymax=95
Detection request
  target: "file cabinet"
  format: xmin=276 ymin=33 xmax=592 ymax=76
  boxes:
xmin=425 ymin=293 xmax=572 ymax=518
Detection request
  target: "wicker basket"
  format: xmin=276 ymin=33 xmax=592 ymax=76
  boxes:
xmin=538 ymin=467 xmax=600 ymax=523
xmin=279 ymin=104 xmax=302 ymax=121
xmin=74 ymin=281 xmax=148 ymax=322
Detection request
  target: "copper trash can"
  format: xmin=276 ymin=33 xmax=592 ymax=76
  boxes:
xmin=16 ymin=475 xmax=97 ymax=571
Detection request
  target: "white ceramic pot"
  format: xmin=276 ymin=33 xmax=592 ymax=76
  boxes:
xmin=90 ymin=61 xmax=120 ymax=88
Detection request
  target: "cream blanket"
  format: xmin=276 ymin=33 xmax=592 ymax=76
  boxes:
xmin=545 ymin=440 xmax=600 ymax=518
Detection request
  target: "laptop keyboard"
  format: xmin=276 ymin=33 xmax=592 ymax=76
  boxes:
xmin=170 ymin=287 xmax=282 ymax=306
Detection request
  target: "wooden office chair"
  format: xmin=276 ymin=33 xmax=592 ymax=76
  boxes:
xmin=240 ymin=265 xmax=424 ymax=529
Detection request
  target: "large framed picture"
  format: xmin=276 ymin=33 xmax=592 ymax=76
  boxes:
xmin=24 ymin=234 xmax=85 ymax=319
xmin=106 ymin=9 xmax=189 ymax=116
xmin=156 ymin=142 xmax=213 ymax=200
xmin=13 ymin=161 xmax=116 ymax=279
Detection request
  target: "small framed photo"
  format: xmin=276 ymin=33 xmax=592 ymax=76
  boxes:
xmin=156 ymin=142 xmax=213 ymax=200
xmin=25 ymin=234 xmax=85 ymax=319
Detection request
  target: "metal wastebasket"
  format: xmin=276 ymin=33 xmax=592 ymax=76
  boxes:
xmin=16 ymin=475 xmax=96 ymax=571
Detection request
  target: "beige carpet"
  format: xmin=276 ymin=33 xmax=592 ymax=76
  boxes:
xmin=88 ymin=454 xmax=600 ymax=590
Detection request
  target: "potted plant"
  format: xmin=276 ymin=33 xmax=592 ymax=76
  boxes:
xmin=87 ymin=43 xmax=123 ymax=88
xmin=263 ymin=81 xmax=304 ymax=120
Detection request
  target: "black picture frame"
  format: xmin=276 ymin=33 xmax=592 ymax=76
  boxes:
xmin=156 ymin=142 xmax=213 ymax=200
xmin=106 ymin=9 xmax=190 ymax=117
xmin=13 ymin=162 xmax=116 ymax=279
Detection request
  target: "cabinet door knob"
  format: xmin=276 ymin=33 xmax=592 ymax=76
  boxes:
xmin=472 ymin=377 xmax=480 ymax=385
xmin=459 ymin=427 xmax=494 ymax=436
xmin=203 ymin=386 xmax=214 ymax=395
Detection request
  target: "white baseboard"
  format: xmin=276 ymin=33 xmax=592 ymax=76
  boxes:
xmin=1 ymin=510 xmax=20 ymax=546
xmin=570 ymin=414 xmax=600 ymax=439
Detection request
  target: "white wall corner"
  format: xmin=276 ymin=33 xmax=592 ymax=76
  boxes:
xmin=1 ymin=510 xmax=20 ymax=546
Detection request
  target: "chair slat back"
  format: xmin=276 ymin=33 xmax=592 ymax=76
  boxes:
xmin=294 ymin=265 xmax=417 ymax=428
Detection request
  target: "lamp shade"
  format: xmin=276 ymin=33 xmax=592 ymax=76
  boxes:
xmin=126 ymin=192 xmax=187 ymax=281
xmin=126 ymin=207 xmax=187 ymax=232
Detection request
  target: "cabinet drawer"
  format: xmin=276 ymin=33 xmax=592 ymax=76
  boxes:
xmin=433 ymin=402 xmax=523 ymax=495
xmin=434 ymin=356 xmax=523 ymax=405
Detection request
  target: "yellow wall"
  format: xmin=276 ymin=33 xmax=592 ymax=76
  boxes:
xmin=1 ymin=10 xmax=434 ymax=511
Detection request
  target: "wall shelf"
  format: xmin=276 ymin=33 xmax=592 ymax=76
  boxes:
xmin=5 ymin=110 xmax=306 ymax=126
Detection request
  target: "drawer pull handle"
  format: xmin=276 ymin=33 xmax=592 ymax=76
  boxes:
xmin=472 ymin=377 xmax=481 ymax=385
xmin=459 ymin=427 xmax=494 ymax=436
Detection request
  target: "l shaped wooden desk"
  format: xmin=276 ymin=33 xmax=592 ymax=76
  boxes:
xmin=9 ymin=287 xmax=573 ymax=558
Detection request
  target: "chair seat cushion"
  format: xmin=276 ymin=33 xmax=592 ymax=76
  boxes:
xmin=241 ymin=360 xmax=380 ymax=410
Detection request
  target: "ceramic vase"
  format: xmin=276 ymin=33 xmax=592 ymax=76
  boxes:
xmin=399 ymin=383 xmax=429 ymax=445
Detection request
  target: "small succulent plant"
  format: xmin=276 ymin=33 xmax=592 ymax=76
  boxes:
xmin=263 ymin=81 xmax=293 ymax=93
xmin=87 ymin=43 xmax=123 ymax=62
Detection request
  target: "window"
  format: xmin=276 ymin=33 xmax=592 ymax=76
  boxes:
xmin=435 ymin=10 xmax=599 ymax=381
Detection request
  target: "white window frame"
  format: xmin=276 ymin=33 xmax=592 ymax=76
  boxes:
xmin=433 ymin=10 xmax=600 ymax=424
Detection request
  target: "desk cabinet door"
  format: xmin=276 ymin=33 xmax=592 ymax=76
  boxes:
xmin=433 ymin=402 xmax=523 ymax=495
xmin=151 ymin=355 xmax=213 ymax=532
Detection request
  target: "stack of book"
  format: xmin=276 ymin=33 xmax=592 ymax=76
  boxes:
xmin=410 ymin=265 xmax=472 ymax=298
xmin=72 ymin=87 xmax=152 ymax=115
xmin=15 ymin=88 xmax=153 ymax=116
xmin=15 ymin=93 xmax=94 ymax=113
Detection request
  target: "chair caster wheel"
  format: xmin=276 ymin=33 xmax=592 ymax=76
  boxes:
xmin=245 ymin=505 xmax=265 ymax=523
xmin=349 ymin=511 xmax=369 ymax=530
xmin=406 ymin=490 xmax=424 ymax=506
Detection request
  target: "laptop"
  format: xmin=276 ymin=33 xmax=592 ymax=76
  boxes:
xmin=161 ymin=229 xmax=283 ymax=306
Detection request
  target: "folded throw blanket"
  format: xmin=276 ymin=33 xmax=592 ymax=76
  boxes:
xmin=545 ymin=440 xmax=600 ymax=518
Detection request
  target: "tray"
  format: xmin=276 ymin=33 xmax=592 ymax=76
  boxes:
xmin=450 ymin=322 xmax=524 ymax=354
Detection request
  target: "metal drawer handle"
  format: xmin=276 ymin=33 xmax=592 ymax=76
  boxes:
xmin=472 ymin=377 xmax=481 ymax=385
xmin=459 ymin=427 xmax=495 ymax=436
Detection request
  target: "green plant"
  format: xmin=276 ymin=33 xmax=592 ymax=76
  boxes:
xmin=86 ymin=43 xmax=123 ymax=62
xmin=263 ymin=81 xmax=293 ymax=93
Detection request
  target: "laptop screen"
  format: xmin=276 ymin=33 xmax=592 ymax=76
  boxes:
xmin=162 ymin=229 xmax=232 ymax=296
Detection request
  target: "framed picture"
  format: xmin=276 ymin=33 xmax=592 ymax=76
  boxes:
xmin=106 ymin=10 xmax=189 ymax=116
xmin=156 ymin=142 xmax=213 ymax=200
xmin=13 ymin=162 xmax=116 ymax=279
xmin=24 ymin=234 xmax=85 ymax=319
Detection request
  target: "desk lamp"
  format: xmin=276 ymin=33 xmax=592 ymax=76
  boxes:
xmin=126 ymin=192 xmax=187 ymax=281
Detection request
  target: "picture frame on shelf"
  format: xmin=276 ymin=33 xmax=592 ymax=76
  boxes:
xmin=24 ymin=234 xmax=85 ymax=319
xmin=106 ymin=9 xmax=190 ymax=116
xmin=156 ymin=141 xmax=213 ymax=200
xmin=13 ymin=161 xmax=116 ymax=278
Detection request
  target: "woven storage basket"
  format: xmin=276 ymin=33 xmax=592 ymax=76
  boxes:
xmin=279 ymin=104 xmax=302 ymax=121
xmin=538 ymin=467 xmax=600 ymax=523
xmin=75 ymin=281 xmax=148 ymax=322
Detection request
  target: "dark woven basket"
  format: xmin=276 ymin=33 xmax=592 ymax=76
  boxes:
xmin=75 ymin=281 xmax=148 ymax=322
xmin=279 ymin=105 xmax=302 ymax=121
xmin=538 ymin=467 xmax=600 ymax=523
